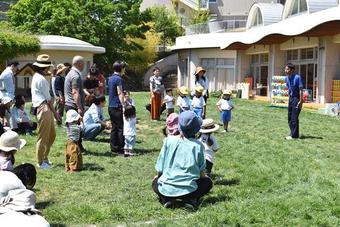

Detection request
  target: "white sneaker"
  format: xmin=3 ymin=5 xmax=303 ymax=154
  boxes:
xmin=285 ymin=136 xmax=294 ymax=140
xmin=37 ymin=162 xmax=51 ymax=169
xmin=221 ymin=130 xmax=227 ymax=133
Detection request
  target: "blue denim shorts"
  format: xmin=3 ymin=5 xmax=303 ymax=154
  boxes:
xmin=221 ymin=110 xmax=231 ymax=123
xmin=124 ymin=135 xmax=136 ymax=150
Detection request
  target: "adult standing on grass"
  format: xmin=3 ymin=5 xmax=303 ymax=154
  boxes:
xmin=0 ymin=61 xmax=19 ymax=100
xmin=31 ymin=54 xmax=61 ymax=169
xmin=149 ymin=67 xmax=163 ymax=121
xmin=285 ymin=63 xmax=303 ymax=140
xmin=152 ymin=111 xmax=213 ymax=210
xmin=108 ymin=60 xmax=126 ymax=155
xmin=54 ymin=63 xmax=68 ymax=125
xmin=64 ymin=56 xmax=85 ymax=116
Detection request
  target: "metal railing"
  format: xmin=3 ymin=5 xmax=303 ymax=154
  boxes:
xmin=185 ymin=19 xmax=247 ymax=35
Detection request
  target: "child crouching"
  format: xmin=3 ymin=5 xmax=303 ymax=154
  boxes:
xmin=199 ymin=119 xmax=219 ymax=178
xmin=65 ymin=110 xmax=83 ymax=172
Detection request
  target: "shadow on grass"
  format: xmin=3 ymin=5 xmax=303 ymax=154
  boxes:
xmin=91 ymin=137 xmax=110 ymax=143
xmin=201 ymin=194 xmax=231 ymax=207
xmin=134 ymin=148 xmax=159 ymax=155
xmin=83 ymin=163 xmax=105 ymax=171
xmin=299 ymin=135 xmax=323 ymax=140
xmin=214 ymin=178 xmax=240 ymax=186
xmin=84 ymin=150 xmax=116 ymax=157
xmin=50 ymin=224 xmax=66 ymax=227
xmin=36 ymin=200 xmax=55 ymax=209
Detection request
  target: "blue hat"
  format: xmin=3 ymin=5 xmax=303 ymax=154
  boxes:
xmin=178 ymin=111 xmax=202 ymax=138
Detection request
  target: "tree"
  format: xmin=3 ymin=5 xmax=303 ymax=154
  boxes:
xmin=189 ymin=0 xmax=210 ymax=25
xmin=0 ymin=22 xmax=40 ymax=62
xmin=146 ymin=6 xmax=183 ymax=47
xmin=7 ymin=0 xmax=150 ymax=68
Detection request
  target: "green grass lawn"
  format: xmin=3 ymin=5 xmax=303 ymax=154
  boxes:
xmin=16 ymin=92 xmax=339 ymax=226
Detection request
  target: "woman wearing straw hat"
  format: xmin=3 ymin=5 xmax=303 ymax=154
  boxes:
xmin=193 ymin=66 xmax=209 ymax=102
xmin=31 ymin=54 xmax=61 ymax=169
xmin=54 ymin=63 xmax=68 ymax=125
xmin=149 ymin=67 xmax=163 ymax=120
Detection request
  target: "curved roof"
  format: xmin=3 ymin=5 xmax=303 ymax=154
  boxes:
xmin=283 ymin=0 xmax=338 ymax=19
xmin=221 ymin=6 xmax=340 ymax=49
xmin=38 ymin=35 xmax=105 ymax=54
xmin=247 ymin=3 xmax=284 ymax=29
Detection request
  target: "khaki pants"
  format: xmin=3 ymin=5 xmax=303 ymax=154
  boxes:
xmin=36 ymin=103 xmax=56 ymax=165
xmin=65 ymin=141 xmax=83 ymax=171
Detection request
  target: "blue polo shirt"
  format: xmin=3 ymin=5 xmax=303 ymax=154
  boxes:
xmin=285 ymin=74 xmax=303 ymax=98
xmin=108 ymin=73 xmax=123 ymax=108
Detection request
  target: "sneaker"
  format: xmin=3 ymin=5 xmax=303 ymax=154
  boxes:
xmin=221 ymin=130 xmax=227 ymax=133
xmin=163 ymin=200 xmax=174 ymax=209
xmin=183 ymin=199 xmax=198 ymax=211
xmin=37 ymin=162 xmax=51 ymax=169
xmin=43 ymin=160 xmax=53 ymax=165
xmin=285 ymin=136 xmax=297 ymax=140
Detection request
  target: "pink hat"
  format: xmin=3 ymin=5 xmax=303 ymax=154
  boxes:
xmin=166 ymin=113 xmax=179 ymax=135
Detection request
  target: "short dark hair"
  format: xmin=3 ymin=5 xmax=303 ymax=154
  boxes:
xmin=7 ymin=61 xmax=19 ymax=67
xmin=153 ymin=67 xmax=160 ymax=72
xmin=93 ymin=95 xmax=106 ymax=105
xmin=89 ymin=66 xmax=99 ymax=76
xmin=12 ymin=163 xmax=37 ymax=189
xmin=15 ymin=95 xmax=25 ymax=108
xmin=124 ymin=105 xmax=136 ymax=118
xmin=112 ymin=60 xmax=126 ymax=73
xmin=285 ymin=63 xmax=295 ymax=70
xmin=123 ymin=90 xmax=130 ymax=96
xmin=166 ymin=88 xmax=173 ymax=93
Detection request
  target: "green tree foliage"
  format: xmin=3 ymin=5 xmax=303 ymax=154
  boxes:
xmin=7 ymin=0 xmax=150 ymax=67
xmin=0 ymin=22 xmax=40 ymax=61
xmin=189 ymin=0 xmax=210 ymax=25
xmin=146 ymin=6 xmax=183 ymax=46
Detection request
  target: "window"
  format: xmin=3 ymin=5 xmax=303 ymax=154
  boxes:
xmin=287 ymin=49 xmax=298 ymax=61
xmin=290 ymin=0 xmax=308 ymax=16
xmin=249 ymin=53 xmax=269 ymax=95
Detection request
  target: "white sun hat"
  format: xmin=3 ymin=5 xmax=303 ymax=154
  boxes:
xmin=199 ymin=118 xmax=219 ymax=134
xmin=65 ymin=109 xmax=81 ymax=123
xmin=0 ymin=131 xmax=26 ymax=152
xmin=32 ymin=54 xmax=52 ymax=68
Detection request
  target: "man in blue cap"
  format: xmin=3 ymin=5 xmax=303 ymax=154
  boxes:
xmin=153 ymin=111 xmax=213 ymax=210
xmin=285 ymin=63 xmax=303 ymax=140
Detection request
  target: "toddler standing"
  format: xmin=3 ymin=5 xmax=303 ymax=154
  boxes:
xmin=0 ymin=130 xmax=26 ymax=171
xmin=216 ymin=90 xmax=234 ymax=132
xmin=163 ymin=88 xmax=175 ymax=116
xmin=65 ymin=110 xmax=83 ymax=172
xmin=192 ymin=86 xmax=206 ymax=119
xmin=123 ymin=105 xmax=137 ymax=157
xmin=199 ymin=119 xmax=219 ymax=178
xmin=123 ymin=90 xmax=135 ymax=107
xmin=176 ymin=86 xmax=190 ymax=113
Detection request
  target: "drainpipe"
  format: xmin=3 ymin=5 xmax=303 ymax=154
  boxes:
xmin=318 ymin=39 xmax=326 ymax=104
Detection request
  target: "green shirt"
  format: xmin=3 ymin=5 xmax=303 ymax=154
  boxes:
xmin=155 ymin=136 xmax=206 ymax=197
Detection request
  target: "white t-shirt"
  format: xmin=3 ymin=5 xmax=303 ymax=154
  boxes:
xmin=216 ymin=99 xmax=234 ymax=111
xmin=199 ymin=134 xmax=219 ymax=163
xmin=31 ymin=72 xmax=51 ymax=108
xmin=176 ymin=96 xmax=190 ymax=109
xmin=163 ymin=95 xmax=174 ymax=109
xmin=123 ymin=117 xmax=136 ymax=136
xmin=192 ymin=96 xmax=205 ymax=108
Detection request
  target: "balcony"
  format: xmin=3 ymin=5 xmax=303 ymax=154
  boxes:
xmin=176 ymin=0 xmax=207 ymax=10
xmin=185 ymin=19 xmax=247 ymax=35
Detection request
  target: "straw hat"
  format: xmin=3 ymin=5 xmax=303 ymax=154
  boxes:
xmin=223 ymin=90 xmax=232 ymax=95
xmin=56 ymin=63 xmax=67 ymax=75
xmin=32 ymin=54 xmax=52 ymax=68
xmin=194 ymin=66 xmax=206 ymax=75
xmin=0 ymin=130 xmax=26 ymax=152
xmin=199 ymin=118 xmax=219 ymax=133
xmin=178 ymin=86 xmax=189 ymax=95
xmin=195 ymin=85 xmax=204 ymax=94
xmin=65 ymin=110 xmax=81 ymax=123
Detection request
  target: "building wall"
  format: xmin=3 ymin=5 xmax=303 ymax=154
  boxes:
xmin=14 ymin=50 xmax=94 ymax=78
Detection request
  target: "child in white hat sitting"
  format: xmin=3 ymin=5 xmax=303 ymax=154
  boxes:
xmin=65 ymin=110 xmax=83 ymax=172
xmin=199 ymin=119 xmax=219 ymax=178
xmin=0 ymin=130 xmax=26 ymax=171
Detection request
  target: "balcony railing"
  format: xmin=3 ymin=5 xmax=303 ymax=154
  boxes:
xmin=185 ymin=19 xmax=247 ymax=35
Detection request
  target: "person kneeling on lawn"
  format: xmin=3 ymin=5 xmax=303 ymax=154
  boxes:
xmin=83 ymin=95 xmax=110 ymax=140
xmin=152 ymin=111 xmax=213 ymax=210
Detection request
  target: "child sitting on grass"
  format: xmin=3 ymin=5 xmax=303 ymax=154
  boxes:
xmin=65 ymin=110 xmax=83 ymax=172
xmin=162 ymin=113 xmax=179 ymax=137
xmin=192 ymin=85 xmax=206 ymax=119
xmin=199 ymin=119 xmax=219 ymax=178
xmin=216 ymin=90 xmax=234 ymax=132
xmin=123 ymin=105 xmax=137 ymax=157
xmin=176 ymin=86 xmax=190 ymax=113
xmin=12 ymin=95 xmax=37 ymax=135
xmin=0 ymin=130 xmax=26 ymax=171
xmin=163 ymin=88 xmax=175 ymax=116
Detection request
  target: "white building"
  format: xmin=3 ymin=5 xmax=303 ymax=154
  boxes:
xmin=173 ymin=0 xmax=340 ymax=104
